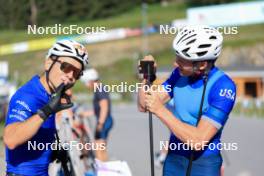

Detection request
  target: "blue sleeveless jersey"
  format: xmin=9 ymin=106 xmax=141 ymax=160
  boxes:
xmin=5 ymin=75 xmax=56 ymax=176
xmin=162 ymin=67 xmax=236 ymax=157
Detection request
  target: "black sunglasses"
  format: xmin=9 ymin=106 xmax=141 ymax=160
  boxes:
xmin=55 ymin=60 xmax=83 ymax=79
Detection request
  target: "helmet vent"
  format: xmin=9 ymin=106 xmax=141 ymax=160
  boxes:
xmin=198 ymin=44 xmax=211 ymax=48
xmin=58 ymin=43 xmax=71 ymax=50
xmin=182 ymin=47 xmax=190 ymax=57
xmin=177 ymin=33 xmax=188 ymax=44
xmin=182 ymin=34 xmax=197 ymax=43
xmin=197 ymin=51 xmax=208 ymax=56
xmin=75 ymin=48 xmax=83 ymax=57
xmin=63 ymin=49 xmax=72 ymax=53
xmin=182 ymin=47 xmax=190 ymax=53
xmin=186 ymin=39 xmax=196 ymax=45
xmin=183 ymin=52 xmax=190 ymax=57
xmin=209 ymin=36 xmax=217 ymax=40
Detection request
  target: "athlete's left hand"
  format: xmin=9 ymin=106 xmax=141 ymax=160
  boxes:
xmin=145 ymin=91 xmax=165 ymax=116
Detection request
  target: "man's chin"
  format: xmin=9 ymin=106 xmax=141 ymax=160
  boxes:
xmin=179 ymin=71 xmax=187 ymax=77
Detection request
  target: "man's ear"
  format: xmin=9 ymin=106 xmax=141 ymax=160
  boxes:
xmin=199 ymin=61 xmax=208 ymax=71
xmin=44 ymin=58 xmax=53 ymax=71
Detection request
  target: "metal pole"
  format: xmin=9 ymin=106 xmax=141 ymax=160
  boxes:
xmin=142 ymin=2 xmax=148 ymax=56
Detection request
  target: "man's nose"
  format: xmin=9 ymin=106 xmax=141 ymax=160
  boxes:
xmin=67 ymin=71 xmax=75 ymax=81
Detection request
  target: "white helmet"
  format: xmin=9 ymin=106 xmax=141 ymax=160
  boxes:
xmin=173 ymin=25 xmax=223 ymax=61
xmin=80 ymin=68 xmax=99 ymax=83
xmin=47 ymin=40 xmax=89 ymax=69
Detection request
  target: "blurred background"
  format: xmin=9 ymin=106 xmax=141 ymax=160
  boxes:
xmin=0 ymin=0 xmax=263 ymax=175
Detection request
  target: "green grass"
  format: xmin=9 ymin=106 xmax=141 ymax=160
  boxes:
xmin=0 ymin=50 xmax=46 ymax=85
xmin=73 ymin=3 xmax=186 ymax=29
xmin=0 ymin=1 xmax=263 ymax=45
xmin=0 ymin=2 xmax=186 ymax=44
xmin=1 ymin=29 xmax=264 ymax=91
xmin=224 ymin=24 xmax=264 ymax=47
xmin=1 ymin=2 xmax=264 ymax=95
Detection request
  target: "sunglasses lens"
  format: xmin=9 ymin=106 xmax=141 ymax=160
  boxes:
xmin=60 ymin=62 xmax=82 ymax=79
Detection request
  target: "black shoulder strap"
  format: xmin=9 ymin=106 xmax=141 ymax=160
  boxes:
xmin=197 ymin=76 xmax=208 ymax=124
xmin=186 ymin=74 xmax=209 ymax=176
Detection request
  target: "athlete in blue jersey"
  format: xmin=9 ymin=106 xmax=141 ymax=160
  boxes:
xmin=3 ymin=40 xmax=89 ymax=176
xmin=138 ymin=25 xmax=236 ymax=176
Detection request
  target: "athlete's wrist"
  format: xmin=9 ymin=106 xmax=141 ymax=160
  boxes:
xmin=155 ymin=105 xmax=166 ymax=118
xmin=37 ymin=109 xmax=49 ymax=121
xmin=37 ymin=104 xmax=53 ymax=121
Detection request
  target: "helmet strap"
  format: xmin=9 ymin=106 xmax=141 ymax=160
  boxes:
xmin=191 ymin=62 xmax=200 ymax=77
xmin=45 ymin=56 xmax=58 ymax=94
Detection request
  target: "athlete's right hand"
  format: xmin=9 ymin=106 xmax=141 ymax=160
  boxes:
xmin=37 ymin=83 xmax=73 ymax=121
xmin=138 ymin=55 xmax=158 ymax=83
xmin=138 ymin=55 xmax=157 ymax=73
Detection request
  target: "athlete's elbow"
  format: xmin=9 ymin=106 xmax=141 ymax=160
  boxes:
xmin=3 ymin=135 xmax=17 ymax=150
xmin=3 ymin=128 xmax=19 ymax=150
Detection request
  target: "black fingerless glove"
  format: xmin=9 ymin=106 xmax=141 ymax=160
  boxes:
xmin=37 ymin=83 xmax=73 ymax=121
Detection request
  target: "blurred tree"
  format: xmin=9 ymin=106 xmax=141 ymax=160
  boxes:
xmin=67 ymin=0 xmax=99 ymax=20
xmin=0 ymin=0 xmax=29 ymax=29
xmin=186 ymin=0 xmax=247 ymax=7
xmin=143 ymin=0 xmax=162 ymax=3
xmin=0 ymin=0 xmax=143 ymax=29
xmin=30 ymin=0 xmax=38 ymax=25
xmin=36 ymin=0 xmax=68 ymax=25
xmin=0 ymin=0 xmax=8 ymax=29
xmin=96 ymin=0 xmax=141 ymax=18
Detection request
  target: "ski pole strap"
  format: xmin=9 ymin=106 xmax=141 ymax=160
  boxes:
xmin=186 ymin=75 xmax=209 ymax=176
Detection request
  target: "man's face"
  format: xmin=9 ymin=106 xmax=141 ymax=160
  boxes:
xmin=174 ymin=56 xmax=194 ymax=76
xmin=47 ymin=56 xmax=83 ymax=88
